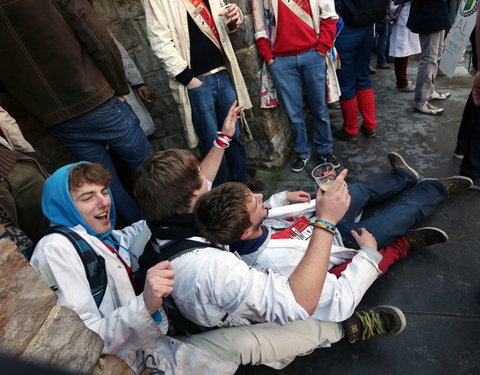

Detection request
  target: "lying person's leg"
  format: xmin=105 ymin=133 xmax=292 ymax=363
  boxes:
xmin=338 ymin=177 xmax=471 ymax=249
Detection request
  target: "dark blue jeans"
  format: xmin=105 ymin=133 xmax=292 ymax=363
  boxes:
xmin=187 ymin=70 xmax=248 ymax=186
xmin=336 ymin=24 xmax=374 ymax=100
xmin=48 ymin=97 xmax=152 ymax=225
xmin=337 ymin=168 xmax=447 ymax=249
xmin=268 ymin=49 xmax=332 ymax=158
xmin=376 ymin=21 xmax=391 ymax=66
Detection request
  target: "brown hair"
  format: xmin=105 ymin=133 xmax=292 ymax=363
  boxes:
xmin=194 ymin=182 xmax=252 ymax=245
xmin=134 ymin=149 xmax=203 ymax=221
xmin=69 ymin=163 xmax=111 ymax=191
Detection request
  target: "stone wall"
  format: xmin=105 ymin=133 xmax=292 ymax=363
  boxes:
xmin=91 ymin=0 xmax=292 ymax=167
xmin=0 ymin=225 xmax=133 ymax=374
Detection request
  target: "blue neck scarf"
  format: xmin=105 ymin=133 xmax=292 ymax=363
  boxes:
xmin=42 ymin=162 xmax=117 ymax=248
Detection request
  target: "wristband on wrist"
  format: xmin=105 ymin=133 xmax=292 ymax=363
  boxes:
xmin=313 ymin=219 xmax=336 ymax=234
xmin=151 ymin=310 xmax=163 ymax=324
xmin=213 ymin=131 xmax=232 ymax=149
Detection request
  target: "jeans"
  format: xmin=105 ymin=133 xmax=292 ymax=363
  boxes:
xmin=460 ymin=92 xmax=480 ymax=185
xmin=188 ymin=70 xmax=248 ymax=186
xmin=48 ymin=97 xmax=152 ymax=225
xmin=337 ymin=168 xmax=447 ymax=249
xmin=336 ymin=24 xmax=374 ymax=100
xmin=268 ymin=49 xmax=332 ymax=158
xmin=414 ymin=31 xmax=445 ymax=108
xmin=376 ymin=21 xmax=390 ymax=66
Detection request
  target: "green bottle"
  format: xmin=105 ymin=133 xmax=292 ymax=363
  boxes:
xmin=464 ymin=0 xmax=474 ymax=11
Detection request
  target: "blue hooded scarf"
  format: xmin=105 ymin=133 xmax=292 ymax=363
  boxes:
xmin=42 ymin=162 xmax=117 ymax=247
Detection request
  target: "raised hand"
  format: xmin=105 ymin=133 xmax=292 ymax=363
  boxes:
xmin=315 ymin=169 xmax=350 ymax=225
xmin=221 ymin=100 xmax=244 ymax=138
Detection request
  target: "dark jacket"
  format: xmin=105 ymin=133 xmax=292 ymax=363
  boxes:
xmin=0 ymin=0 xmax=129 ymax=127
xmin=407 ymin=0 xmax=451 ymax=34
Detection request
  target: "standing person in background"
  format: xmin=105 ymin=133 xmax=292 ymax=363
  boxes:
xmin=389 ymin=0 xmax=421 ymax=92
xmin=252 ymin=0 xmax=341 ymax=173
xmin=332 ymin=0 xmax=387 ymax=142
xmin=144 ymin=0 xmax=265 ymax=191
xmin=0 ymin=0 xmax=152 ymax=225
xmin=458 ymin=8 xmax=480 ymax=190
xmin=407 ymin=0 xmax=452 ymax=115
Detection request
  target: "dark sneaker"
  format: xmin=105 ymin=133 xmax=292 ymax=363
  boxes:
xmin=360 ymin=126 xmax=377 ymax=138
xmin=387 ymin=152 xmax=420 ymax=180
xmin=421 ymin=176 xmax=473 ymax=196
xmin=319 ymin=153 xmax=340 ymax=168
xmin=406 ymin=227 xmax=449 ymax=249
xmin=333 ymin=128 xmax=358 ymax=142
xmin=327 ymin=101 xmax=341 ymax=109
xmin=244 ymin=176 xmax=266 ymax=191
xmin=291 ymin=158 xmax=309 ymax=173
xmin=343 ymin=305 xmax=407 ymax=343
xmin=377 ymin=63 xmax=391 ymax=69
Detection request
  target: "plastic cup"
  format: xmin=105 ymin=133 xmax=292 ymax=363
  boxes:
xmin=221 ymin=4 xmax=237 ymax=32
xmin=311 ymin=163 xmax=336 ymax=192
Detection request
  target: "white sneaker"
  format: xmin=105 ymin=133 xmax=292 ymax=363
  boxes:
xmin=430 ymin=90 xmax=451 ymax=100
xmin=414 ymin=102 xmax=444 ymax=115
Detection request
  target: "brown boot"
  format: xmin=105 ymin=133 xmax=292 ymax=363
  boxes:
xmin=420 ymin=176 xmax=472 ymax=196
xmin=406 ymin=227 xmax=448 ymax=250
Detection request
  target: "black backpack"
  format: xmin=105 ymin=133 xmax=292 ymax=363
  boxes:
xmin=28 ymin=226 xmax=108 ymax=307
xmin=136 ymin=239 xmax=228 ymax=335
xmin=341 ymin=0 xmax=390 ymax=27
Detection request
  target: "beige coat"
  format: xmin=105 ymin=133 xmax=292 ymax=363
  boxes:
xmin=144 ymin=0 xmax=252 ymax=148
xmin=0 ymin=107 xmax=34 ymax=153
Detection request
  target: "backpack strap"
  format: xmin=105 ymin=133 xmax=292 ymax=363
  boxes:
xmin=38 ymin=225 xmax=107 ymax=308
xmin=136 ymin=238 xmax=228 ymax=335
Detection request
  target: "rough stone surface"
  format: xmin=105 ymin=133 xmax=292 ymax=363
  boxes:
xmin=21 ymin=306 xmax=104 ymax=373
xmin=0 ymin=239 xmax=56 ymax=357
xmin=92 ymin=355 xmax=136 ymax=375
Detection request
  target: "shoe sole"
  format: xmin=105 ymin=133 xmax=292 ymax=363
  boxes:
xmin=291 ymin=159 xmax=309 ymax=173
xmin=387 ymin=152 xmax=420 ymax=180
xmin=452 ymin=153 xmax=464 ymax=160
xmin=430 ymin=94 xmax=451 ymax=100
xmin=408 ymin=227 xmax=449 ymax=244
xmin=414 ymin=108 xmax=443 ymax=115
xmin=469 ymin=184 xmax=480 ymax=191
xmin=377 ymin=305 xmax=407 ymax=336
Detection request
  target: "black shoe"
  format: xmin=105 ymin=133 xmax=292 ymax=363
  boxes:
xmin=343 ymin=305 xmax=407 ymax=343
xmin=333 ymin=128 xmax=358 ymax=142
xmin=420 ymin=176 xmax=472 ymax=196
xmin=360 ymin=126 xmax=377 ymax=138
xmin=291 ymin=158 xmax=309 ymax=173
xmin=244 ymin=176 xmax=266 ymax=191
xmin=406 ymin=227 xmax=449 ymax=250
xmin=387 ymin=152 xmax=419 ymax=180
xmin=319 ymin=153 xmax=340 ymax=168
xmin=328 ymin=101 xmax=341 ymax=109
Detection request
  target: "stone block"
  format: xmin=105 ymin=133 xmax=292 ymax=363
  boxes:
xmin=133 ymin=48 xmax=163 ymax=75
xmin=230 ymin=15 xmax=255 ymax=50
xmin=21 ymin=306 xmax=104 ymax=373
xmin=92 ymin=355 xmax=135 ymax=375
xmin=235 ymin=45 xmax=262 ymax=77
xmin=158 ymin=134 xmax=187 ymax=150
xmin=143 ymin=71 xmax=172 ymax=96
xmin=160 ymin=93 xmax=179 ymax=114
xmin=109 ymin=19 xmax=142 ymax=50
xmin=162 ymin=112 xmax=184 ymax=133
xmin=0 ymin=239 xmax=57 ymax=356
xmin=91 ymin=0 xmax=118 ymax=25
xmin=235 ymin=0 xmax=252 ymax=15
xmin=112 ymin=0 xmax=144 ymax=19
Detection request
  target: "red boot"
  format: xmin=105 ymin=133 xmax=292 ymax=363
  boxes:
xmin=339 ymin=97 xmax=358 ymax=136
xmin=356 ymin=88 xmax=377 ymax=137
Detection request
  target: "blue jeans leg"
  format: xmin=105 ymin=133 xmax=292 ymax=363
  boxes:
xmin=338 ymin=180 xmax=447 ymax=249
xmin=376 ymin=21 xmax=390 ymax=66
xmin=48 ymin=97 xmax=152 ymax=225
xmin=301 ymin=49 xmax=333 ymax=155
xmin=336 ymin=24 xmax=374 ymax=100
xmin=188 ymin=71 xmax=248 ymax=186
xmin=268 ymin=54 xmax=311 ymax=159
xmin=343 ymin=168 xmax=417 ymax=222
